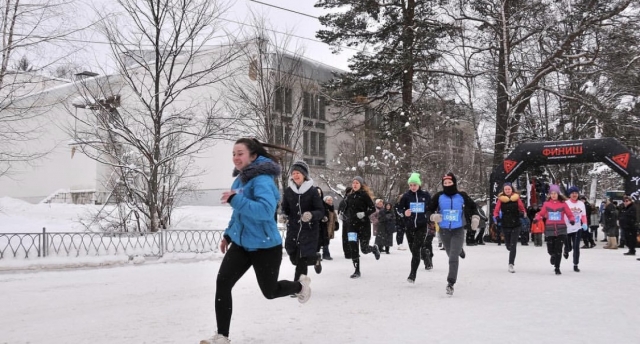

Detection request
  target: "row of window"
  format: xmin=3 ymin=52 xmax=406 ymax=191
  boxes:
xmin=273 ymin=86 xmax=327 ymax=120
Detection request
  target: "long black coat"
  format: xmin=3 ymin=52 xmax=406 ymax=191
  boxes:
xmin=619 ymin=203 xmax=637 ymax=233
xmin=282 ymin=181 xmax=325 ymax=260
xmin=375 ymin=207 xmax=396 ymax=247
xmin=343 ymin=189 xmax=376 ymax=234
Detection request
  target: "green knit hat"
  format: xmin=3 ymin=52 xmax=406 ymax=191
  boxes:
xmin=408 ymin=172 xmax=422 ymax=186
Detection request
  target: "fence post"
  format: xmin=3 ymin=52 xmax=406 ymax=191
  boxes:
xmin=159 ymin=229 xmax=164 ymax=257
xmin=42 ymin=227 xmax=47 ymax=257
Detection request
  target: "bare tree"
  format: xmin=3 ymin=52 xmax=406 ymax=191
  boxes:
xmin=68 ymin=0 xmax=243 ymax=232
xmin=0 ymin=0 xmax=86 ymax=177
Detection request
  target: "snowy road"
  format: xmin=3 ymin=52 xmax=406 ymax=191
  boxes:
xmin=2 ymin=241 xmax=639 ymax=344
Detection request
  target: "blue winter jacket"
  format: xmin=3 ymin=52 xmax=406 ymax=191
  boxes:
xmin=427 ymin=191 xmax=478 ymax=230
xmin=224 ymin=156 xmax=282 ymax=251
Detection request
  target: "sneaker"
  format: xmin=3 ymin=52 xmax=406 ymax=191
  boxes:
xmin=407 ymin=272 xmax=416 ymax=284
xmin=350 ymin=271 xmax=361 ymax=279
xmin=200 ymin=333 xmax=231 ymax=344
xmin=314 ymin=253 xmax=323 ymax=274
xmin=624 ymin=252 xmax=636 ymax=256
xmin=580 ymin=244 xmax=589 ymax=249
xmin=323 ymin=256 xmax=333 ymax=261
xmin=574 ymin=265 xmax=580 ymax=272
xmin=372 ymin=245 xmax=381 ymax=260
xmin=446 ymin=284 xmax=454 ymax=295
xmin=477 ymin=242 xmax=485 ymax=245
xmin=550 ymin=256 xmax=556 ymax=266
xmin=508 ymin=264 xmax=515 ymax=273
xmin=563 ymin=252 xmax=569 ymax=259
xmin=398 ymin=244 xmax=407 ymax=251
xmin=424 ymin=249 xmax=433 ymax=270
xmin=296 ymin=275 xmax=311 ymax=303
xmin=555 ymin=268 xmax=561 ymax=275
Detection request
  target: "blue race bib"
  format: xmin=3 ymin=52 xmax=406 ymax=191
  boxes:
xmin=548 ymin=211 xmax=562 ymax=221
xmin=348 ymin=232 xmax=358 ymax=242
xmin=410 ymin=202 xmax=425 ymax=213
xmin=442 ymin=209 xmax=461 ymax=222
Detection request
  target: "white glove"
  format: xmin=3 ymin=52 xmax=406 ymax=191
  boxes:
xmin=301 ymin=212 xmax=313 ymax=222
xmin=356 ymin=212 xmax=365 ymax=219
xmin=430 ymin=213 xmax=442 ymax=223
xmin=471 ymin=215 xmax=480 ymax=231
xmin=322 ymin=216 xmax=328 ymax=222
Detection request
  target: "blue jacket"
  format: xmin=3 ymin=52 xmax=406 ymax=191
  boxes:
xmin=224 ymin=156 xmax=282 ymax=251
xmin=427 ymin=191 xmax=478 ymax=230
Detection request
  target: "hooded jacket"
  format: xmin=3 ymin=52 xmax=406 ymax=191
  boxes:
xmin=399 ymin=188 xmax=431 ymax=230
xmin=282 ymin=178 xmax=325 ymax=259
xmin=224 ymin=156 xmax=282 ymax=250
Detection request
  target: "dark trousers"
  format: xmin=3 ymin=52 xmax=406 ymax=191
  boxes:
xmin=475 ymin=227 xmax=486 ymax=243
xmin=396 ymin=226 xmax=406 ymax=245
xmin=342 ymin=221 xmax=351 ymax=259
xmin=503 ymin=226 xmax=520 ymax=265
xmin=565 ymin=231 xmax=582 ymax=265
xmin=624 ymin=228 xmax=637 ymax=253
xmin=406 ymin=226 xmax=434 ymax=274
xmin=216 ymin=244 xmax=301 ymax=337
xmin=547 ymin=235 xmax=567 ymax=269
xmin=533 ymin=233 xmax=543 ymax=246
xmin=347 ymin=228 xmax=373 ymax=260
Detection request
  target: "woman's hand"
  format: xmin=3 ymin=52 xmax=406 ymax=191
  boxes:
xmin=219 ymin=238 xmax=230 ymax=253
xmin=220 ymin=190 xmax=237 ymax=204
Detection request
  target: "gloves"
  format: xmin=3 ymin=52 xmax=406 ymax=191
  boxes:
xmin=493 ymin=216 xmax=498 ymax=223
xmin=581 ymin=224 xmax=588 ymax=231
xmin=356 ymin=212 xmax=365 ymax=219
xmin=471 ymin=215 xmax=480 ymax=231
xmin=430 ymin=213 xmax=442 ymax=223
xmin=278 ymin=214 xmax=288 ymax=224
xmin=301 ymin=212 xmax=313 ymax=222
xmin=322 ymin=216 xmax=328 ymax=222
xmin=569 ymin=220 xmax=575 ymax=226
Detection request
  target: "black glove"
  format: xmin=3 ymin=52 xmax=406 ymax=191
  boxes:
xmin=569 ymin=220 xmax=575 ymax=226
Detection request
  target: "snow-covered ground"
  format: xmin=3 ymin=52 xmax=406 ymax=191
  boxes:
xmin=1 ymin=199 xmax=640 ymax=343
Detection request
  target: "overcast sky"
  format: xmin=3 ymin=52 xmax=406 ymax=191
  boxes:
xmin=62 ymin=0 xmax=355 ymax=76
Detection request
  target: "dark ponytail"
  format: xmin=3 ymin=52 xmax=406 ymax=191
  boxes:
xmin=235 ymin=138 xmax=295 ymax=163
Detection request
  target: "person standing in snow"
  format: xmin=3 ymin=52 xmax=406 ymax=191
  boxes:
xmin=475 ymin=200 xmax=488 ymax=245
xmin=375 ymin=202 xmax=396 ymax=254
xmin=343 ymin=176 xmax=381 ymax=278
xmin=321 ymin=195 xmax=338 ymax=260
xmin=619 ymin=196 xmax=637 ymax=256
xmin=533 ymin=184 xmax=576 ymax=275
xmin=203 ymin=139 xmax=310 ymax=344
xmin=563 ymin=186 xmax=589 ymax=272
xmin=394 ymin=194 xmax=408 ymax=250
xmin=492 ymin=182 xmax=526 ymax=273
xmin=398 ymin=172 xmax=433 ymax=283
xmin=282 ymin=160 xmax=326 ymax=281
xmin=427 ymin=172 xmax=481 ymax=295
xmin=580 ymin=196 xmax=597 ymax=248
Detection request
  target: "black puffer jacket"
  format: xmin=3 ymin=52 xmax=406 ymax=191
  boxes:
xmin=282 ymin=179 xmax=324 ymax=259
xmin=618 ymin=203 xmax=637 ymax=232
xmin=399 ymin=188 xmax=431 ymax=229
xmin=343 ymin=189 xmax=376 ymax=233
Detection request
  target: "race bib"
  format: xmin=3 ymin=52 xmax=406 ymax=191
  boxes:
xmin=410 ymin=202 xmax=425 ymax=213
xmin=442 ymin=209 xmax=461 ymax=222
xmin=347 ymin=232 xmax=358 ymax=242
xmin=548 ymin=211 xmax=562 ymax=221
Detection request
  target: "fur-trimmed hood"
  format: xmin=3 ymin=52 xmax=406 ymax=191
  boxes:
xmin=498 ymin=192 xmax=520 ymax=203
xmin=232 ymin=156 xmax=281 ymax=183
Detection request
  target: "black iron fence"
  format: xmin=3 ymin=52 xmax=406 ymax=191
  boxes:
xmin=0 ymin=228 xmax=287 ymax=260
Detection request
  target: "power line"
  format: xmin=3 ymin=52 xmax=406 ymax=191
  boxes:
xmin=248 ymin=0 xmax=319 ymax=19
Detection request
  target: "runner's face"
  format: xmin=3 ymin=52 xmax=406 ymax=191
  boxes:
xmin=443 ymin=179 xmax=453 ymax=187
xmin=291 ymin=170 xmax=304 ymax=185
xmin=409 ymin=183 xmax=419 ymax=192
xmin=570 ymin=192 xmax=579 ymax=201
xmin=503 ymin=186 xmax=513 ymax=195
xmin=550 ymin=192 xmax=558 ymax=200
xmin=352 ymin=180 xmax=361 ymax=191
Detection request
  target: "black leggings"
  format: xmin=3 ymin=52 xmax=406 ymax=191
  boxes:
xmin=503 ymin=226 xmax=520 ymax=265
xmin=406 ymin=226 xmax=434 ymax=273
xmin=546 ymin=234 xmax=567 ymax=269
xmin=347 ymin=228 xmax=373 ymax=260
xmin=215 ymin=244 xmax=301 ymax=337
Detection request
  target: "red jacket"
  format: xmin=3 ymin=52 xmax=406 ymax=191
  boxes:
xmin=534 ymin=199 xmax=576 ymax=236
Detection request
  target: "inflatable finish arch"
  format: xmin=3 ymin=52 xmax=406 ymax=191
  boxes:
xmin=489 ymin=138 xmax=640 ymax=225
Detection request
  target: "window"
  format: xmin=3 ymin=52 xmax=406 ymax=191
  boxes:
xmin=302 ymin=129 xmax=326 ymax=166
xmin=303 ymin=92 xmax=326 ymax=120
xmin=274 ymin=86 xmax=292 ymax=114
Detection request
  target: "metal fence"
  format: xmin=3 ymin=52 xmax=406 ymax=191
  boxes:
xmin=0 ymin=228 xmax=287 ymax=260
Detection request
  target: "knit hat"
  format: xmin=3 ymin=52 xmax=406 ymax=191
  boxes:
xmin=353 ymin=176 xmax=365 ymax=186
xmin=291 ymin=160 xmax=310 ymax=180
xmin=567 ymin=186 xmax=580 ymax=195
xmin=442 ymin=172 xmax=457 ymax=186
xmin=503 ymin=182 xmax=513 ymax=189
xmin=549 ymin=184 xmax=561 ymax=194
xmin=408 ymin=172 xmax=422 ymax=186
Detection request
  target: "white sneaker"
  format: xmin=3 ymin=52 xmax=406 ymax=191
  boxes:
xmin=508 ymin=264 xmax=515 ymax=273
xmin=398 ymin=244 xmax=407 ymax=251
xmin=200 ymin=333 xmax=230 ymax=344
xmin=296 ymin=274 xmax=311 ymax=303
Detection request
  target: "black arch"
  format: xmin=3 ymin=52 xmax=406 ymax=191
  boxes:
xmin=489 ymin=138 xmax=640 ymax=224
